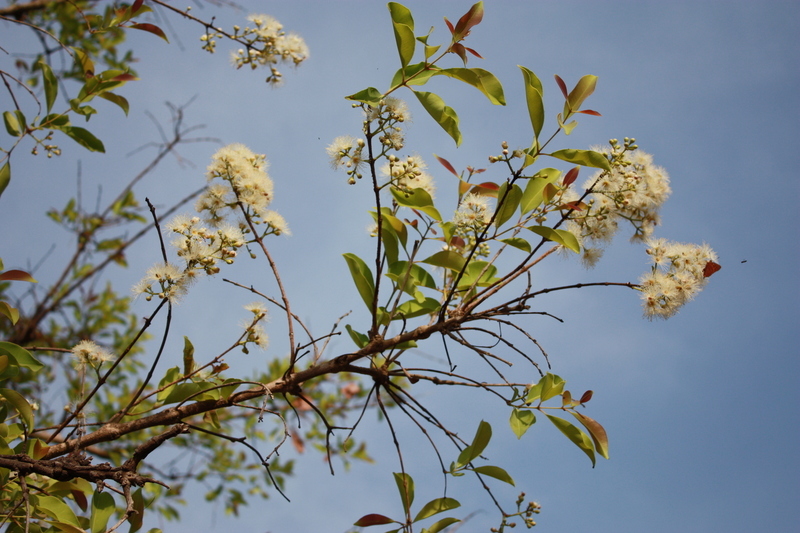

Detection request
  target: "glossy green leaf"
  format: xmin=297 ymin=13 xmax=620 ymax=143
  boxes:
xmin=344 ymin=325 xmax=368 ymax=349
xmin=519 ymin=65 xmax=545 ymax=141
xmin=421 ymin=250 xmax=466 ymax=272
xmin=0 ymin=388 xmax=33 ymax=433
xmin=0 ymin=161 xmax=9 ymax=198
xmin=435 ymin=68 xmax=505 ymax=105
xmin=509 ymin=408 xmax=535 ymax=439
xmin=500 ymin=237 xmax=531 ymax=253
xmin=39 ymin=60 xmax=58 ymax=113
xmin=546 ymin=414 xmax=596 ymax=467
xmin=345 ymin=87 xmax=383 ymax=107
xmin=58 ymin=126 xmax=105 ymax=152
xmin=519 ymin=168 xmax=561 ymax=214
xmin=90 ymin=490 xmax=115 ymax=533
xmin=539 ymin=373 xmax=566 ymax=401
xmin=493 ymin=182 xmax=522 ymax=227
xmin=456 ymin=261 xmax=499 ymax=289
xmin=129 ymin=488 xmax=145 ymax=532
xmin=388 ymin=2 xmax=415 ymax=67
xmin=390 ymin=186 xmax=442 ymax=221
xmin=413 ymin=497 xmax=460 ymax=522
xmin=394 ymin=472 xmax=415 ymax=514
xmin=343 ymin=253 xmax=375 ymax=310
xmin=156 ymin=366 xmax=181 ymax=402
xmin=72 ymin=48 xmax=95 ymax=77
xmin=572 ymin=410 xmax=610 ymax=460
xmin=473 ymin=465 xmax=515 ymax=486
xmin=526 ymin=225 xmax=581 ymax=253
xmin=549 ymin=148 xmax=610 ymax=171
xmin=3 ymin=110 xmax=25 ymax=136
xmin=0 ymin=342 xmax=44 ymax=371
xmin=387 ymin=261 xmax=437 ymax=297
xmin=414 ymin=91 xmax=462 ymax=146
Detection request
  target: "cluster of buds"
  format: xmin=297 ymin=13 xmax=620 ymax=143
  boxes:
xmin=488 ymin=140 xmax=524 ymax=163
xmin=383 ymin=154 xmax=436 ymax=198
xmin=227 ymin=14 xmax=309 ymax=85
xmin=365 ymin=97 xmax=411 ymax=151
xmin=326 ymin=136 xmax=366 ymax=184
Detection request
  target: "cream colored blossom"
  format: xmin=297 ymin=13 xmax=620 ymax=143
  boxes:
xmin=71 ymin=340 xmax=113 ymax=370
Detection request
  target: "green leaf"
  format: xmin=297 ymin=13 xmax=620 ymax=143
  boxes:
xmin=90 ymin=490 xmax=115 ymax=533
xmin=396 ymin=298 xmax=440 ymax=319
xmin=394 ymin=472 xmax=415 ymax=514
xmin=390 ymin=62 xmax=438 ymax=87
xmin=72 ymin=48 xmax=95 ymax=77
xmin=546 ymin=414 xmax=596 ymax=467
xmin=182 ymin=336 xmax=195 ymax=376
xmin=3 ymin=110 xmax=25 ymax=136
xmin=456 ymin=261 xmax=499 ymax=290
xmin=0 ymin=342 xmax=44 ymax=371
xmin=156 ymin=366 xmax=181 ymax=402
xmin=34 ymin=494 xmax=83 ymax=527
xmin=98 ymin=91 xmax=130 ymax=115
xmin=345 ymin=87 xmax=383 ymax=107
xmin=509 ymin=408 xmax=535 ymax=439
xmin=493 ymin=182 xmax=522 ymax=227
xmin=58 ymin=126 xmax=105 ymax=152
xmin=345 ymin=325 xmax=368 ymax=349
xmin=0 ymin=302 xmax=19 ymax=325
xmin=39 ymin=61 xmax=58 ymax=114
xmin=539 ymin=373 xmax=566 ymax=401
xmin=473 ymin=465 xmax=515 ymax=486
xmin=413 ymin=497 xmax=460 ymax=522
xmin=342 ymin=253 xmax=375 ymax=310
xmin=0 ymin=388 xmax=33 ymax=433
xmin=572 ymin=411 xmax=610 ymax=460
xmin=434 ymin=68 xmax=505 ymax=105
xmin=0 ymin=161 xmax=9 ymax=198
xmin=567 ymin=74 xmax=598 ymax=111
xmin=519 ymin=66 xmax=545 ymax=141
xmin=456 ymin=420 xmax=492 ymax=466
xmin=388 ymin=3 xmax=415 ymax=68
xmin=526 ymin=225 xmax=581 ymax=253
xmin=129 ymin=488 xmax=145 ymax=532
xmin=548 ymin=148 xmax=610 ymax=171
xmin=390 ymin=186 xmax=442 ymax=221
xmin=519 ymin=168 xmax=561 ymax=214
xmin=499 ymin=237 xmax=531 ymax=253
xmin=414 ymin=91 xmax=462 ymax=146
xmin=421 ymin=250 xmax=466 ymax=273
xmin=423 ymin=517 xmax=461 ymax=533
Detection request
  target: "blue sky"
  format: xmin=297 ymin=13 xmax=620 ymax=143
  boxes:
xmin=2 ymin=1 xmax=799 ymax=531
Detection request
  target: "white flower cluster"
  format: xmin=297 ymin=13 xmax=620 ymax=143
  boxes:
xmin=71 ymin=339 xmax=113 ymax=370
xmin=566 ymin=144 xmax=671 ymax=267
xmin=241 ymin=302 xmax=269 ymax=351
xmin=366 ymin=97 xmax=411 ymax=151
xmin=135 ymin=145 xmax=289 ymax=302
xmin=228 ymin=14 xmax=309 ymax=85
xmin=327 ymin=136 xmax=366 ymax=184
xmin=450 ymin=193 xmax=493 ymax=257
xmin=639 ymin=238 xmax=718 ymax=319
xmin=382 ymin=154 xmax=436 ymax=198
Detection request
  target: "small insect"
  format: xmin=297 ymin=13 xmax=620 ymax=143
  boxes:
xmin=703 ymin=261 xmax=722 ymax=278
xmin=741 ymin=260 xmax=747 ymax=263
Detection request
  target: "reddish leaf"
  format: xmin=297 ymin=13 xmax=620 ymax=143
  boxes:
xmin=111 ymin=73 xmax=137 ymax=82
xmin=291 ymin=431 xmax=305 ymax=454
xmin=131 ymin=0 xmax=145 ymax=15
xmin=444 ymin=17 xmax=455 ymax=34
xmin=435 ymin=154 xmax=459 ymax=177
xmin=449 ymin=236 xmax=466 ymax=250
xmin=72 ymin=490 xmax=88 ymax=512
xmin=579 ymin=390 xmax=593 ymax=404
xmin=454 ymin=2 xmax=484 ymax=38
xmin=465 ymin=46 xmax=483 ymax=59
xmin=563 ymin=167 xmax=580 ymax=187
xmin=451 ymin=42 xmax=467 ymax=64
xmin=703 ymin=260 xmax=721 ymax=278
xmin=476 ymin=181 xmax=499 ymax=190
xmin=577 ymin=109 xmax=602 ymax=116
xmin=554 ymin=74 xmax=568 ymax=99
xmin=354 ymin=514 xmax=396 ymax=527
xmin=129 ymin=23 xmax=169 ymax=43
xmin=0 ymin=269 xmax=37 ymax=283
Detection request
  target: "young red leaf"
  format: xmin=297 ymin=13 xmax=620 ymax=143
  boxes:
xmin=451 ymin=42 xmax=467 ymax=64
xmin=0 ymin=269 xmax=37 ymax=283
xmin=577 ymin=109 xmax=602 ymax=116
xmin=435 ymin=154 xmax=459 ymax=177
xmin=563 ymin=166 xmax=579 ymax=187
xmin=703 ymin=260 xmax=721 ymax=278
xmin=554 ymin=74 xmax=568 ymax=99
xmin=131 ymin=0 xmax=144 ymax=15
xmin=354 ymin=514 xmax=396 ymax=527
xmin=556 ymin=201 xmax=586 ymax=212
xmin=111 ymin=73 xmax=137 ymax=82
xmin=129 ymin=23 xmax=169 ymax=43
xmin=465 ymin=46 xmax=483 ymax=59
xmin=454 ymin=2 xmax=484 ymax=38
xmin=444 ymin=17 xmax=455 ymax=34
xmin=579 ymin=390 xmax=593 ymax=404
